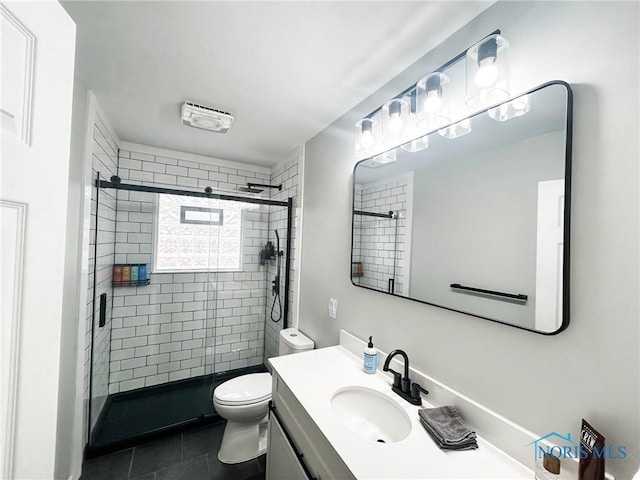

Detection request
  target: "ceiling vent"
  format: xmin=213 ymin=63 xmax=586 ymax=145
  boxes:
xmin=181 ymin=102 xmax=234 ymax=133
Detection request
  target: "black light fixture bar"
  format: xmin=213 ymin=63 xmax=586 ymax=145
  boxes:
xmin=97 ymin=179 xmax=289 ymax=207
xmin=363 ymin=29 xmax=501 ymax=118
xmin=450 ymin=283 xmax=528 ymax=303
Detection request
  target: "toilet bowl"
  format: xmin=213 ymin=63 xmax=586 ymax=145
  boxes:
xmin=213 ymin=328 xmax=314 ymax=464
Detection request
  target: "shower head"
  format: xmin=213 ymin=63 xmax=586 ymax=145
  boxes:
xmin=237 ymin=182 xmax=282 ymax=194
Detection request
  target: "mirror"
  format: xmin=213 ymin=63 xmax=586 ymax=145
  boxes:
xmin=351 ymin=81 xmax=572 ymax=334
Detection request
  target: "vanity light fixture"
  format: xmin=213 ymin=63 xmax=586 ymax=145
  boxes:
xmin=355 ymin=116 xmax=381 ymax=157
xmin=474 ymin=38 xmax=499 ymax=87
xmin=438 ymin=118 xmax=472 ymax=139
xmin=353 ymin=30 xmax=511 ymax=157
xmin=381 ymin=98 xmax=410 ymax=147
xmin=416 ymin=72 xmax=451 ymax=132
xmin=421 ymin=73 xmax=447 ymax=113
xmin=386 ymin=99 xmax=404 ymax=132
xmin=374 ymin=150 xmax=397 ymax=165
xmin=360 ymin=119 xmax=374 ymax=146
xmin=465 ymin=34 xmax=510 ymax=108
xmin=488 ymin=93 xmax=531 ymax=121
xmin=357 ymin=118 xmax=374 ymax=147
xmin=401 ymin=135 xmax=429 ymax=153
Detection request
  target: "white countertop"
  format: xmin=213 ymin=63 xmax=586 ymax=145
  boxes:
xmin=269 ymin=346 xmax=533 ymax=480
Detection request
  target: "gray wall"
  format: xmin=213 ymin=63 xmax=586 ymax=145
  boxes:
xmin=410 ymin=131 xmax=564 ymax=329
xmin=298 ymin=2 xmax=639 ymax=478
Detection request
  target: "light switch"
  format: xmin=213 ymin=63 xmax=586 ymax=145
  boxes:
xmin=328 ymin=297 xmax=337 ymax=319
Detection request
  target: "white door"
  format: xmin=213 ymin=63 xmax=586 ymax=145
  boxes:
xmin=534 ymin=179 xmax=565 ymax=333
xmin=1 ymin=2 xmax=75 ymax=478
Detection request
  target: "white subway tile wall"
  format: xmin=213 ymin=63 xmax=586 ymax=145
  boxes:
xmin=352 ymin=175 xmax=410 ymax=295
xmin=87 ymin=115 xmax=119 ymax=430
xmin=87 ymin=141 xmax=301 ymax=399
xmin=264 ymin=147 xmax=301 ymax=360
xmin=108 ymin=149 xmax=273 ymax=393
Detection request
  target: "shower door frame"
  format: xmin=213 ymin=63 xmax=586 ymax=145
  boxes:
xmin=88 ymin=177 xmax=293 ymax=450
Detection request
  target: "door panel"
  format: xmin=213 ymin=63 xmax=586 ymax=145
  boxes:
xmin=0 ymin=2 xmax=76 ymax=478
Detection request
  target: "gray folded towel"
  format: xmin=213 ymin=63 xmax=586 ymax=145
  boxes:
xmin=418 ymin=406 xmax=478 ymax=450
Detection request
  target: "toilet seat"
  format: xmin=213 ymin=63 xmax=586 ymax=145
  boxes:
xmin=213 ymin=372 xmax=272 ymax=406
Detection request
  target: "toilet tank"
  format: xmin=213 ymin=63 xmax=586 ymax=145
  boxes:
xmin=278 ymin=328 xmax=314 ymax=356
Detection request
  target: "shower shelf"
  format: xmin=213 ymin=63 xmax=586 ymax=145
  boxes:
xmin=112 ymin=280 xmax=150 ymax=288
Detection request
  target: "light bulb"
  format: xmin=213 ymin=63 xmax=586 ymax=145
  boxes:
xmin=359 ymin=118 xmax=374 ymax=147
xmin=388 ymin=113 xmax=402 ymax=133
xmin=475 ymin=57 xmax=498 ymax=88
xmin=360 ymin=130 xmax=373 ymax=147
xmin=386 ymin=99 xmax=403 ymax=133
xmin=424 ymin=90 xmax=443 ymax=114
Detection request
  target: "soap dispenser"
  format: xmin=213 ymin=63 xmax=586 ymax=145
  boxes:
xmin=363 ymin=336 xmax=378 ymax=373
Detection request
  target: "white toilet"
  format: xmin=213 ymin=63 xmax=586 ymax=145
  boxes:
xmin=213 ymin=328 xmax=314 ymax=464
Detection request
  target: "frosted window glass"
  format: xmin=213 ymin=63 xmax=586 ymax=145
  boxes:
xmin=154 ymin=194 xmax=243 ymax=272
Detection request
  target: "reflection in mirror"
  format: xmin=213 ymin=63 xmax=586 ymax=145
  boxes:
xmin=351 ymin=82 xmax=572 ymax=334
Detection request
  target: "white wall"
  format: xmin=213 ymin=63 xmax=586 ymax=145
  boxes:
xmin=298 ymin=2 xmax=639 ymax=478
xmin=55 ymin=75 xmax=89 ymax=480
xmin=409 ymin=131 xmax=564 ymax=329
xmin=264 ymin=146 xmax=303 ymax=360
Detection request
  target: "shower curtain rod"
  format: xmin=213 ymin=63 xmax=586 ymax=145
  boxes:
xmin=97 ymin=178 xmax=290 ymax=208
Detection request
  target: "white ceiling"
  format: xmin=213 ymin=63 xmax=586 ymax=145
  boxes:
xmin=62 ymin=1 xmax=493 ymax=167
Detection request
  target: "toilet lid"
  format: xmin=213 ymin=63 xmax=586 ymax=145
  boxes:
xmin=214 ymin=372 xmax=272 ymax=405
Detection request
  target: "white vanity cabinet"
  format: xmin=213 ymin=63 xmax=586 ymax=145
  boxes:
xmin=268 ymin=344 xmax=535 ymax=480
xmin=266 ymin=371 xmax=355 ymax=480
xmin=266 ymin=414 xmax=310 ymax=479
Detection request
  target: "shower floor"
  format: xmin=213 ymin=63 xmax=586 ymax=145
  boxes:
xmin=89 ymin=364 xmax=268 ymax=457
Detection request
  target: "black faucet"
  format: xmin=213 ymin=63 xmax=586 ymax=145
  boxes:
xmin=382 ymin=349 xmax=428 ymax=406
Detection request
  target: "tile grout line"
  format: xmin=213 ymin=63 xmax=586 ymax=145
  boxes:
xmin=127 ymin=447 xmax=135 ymax=479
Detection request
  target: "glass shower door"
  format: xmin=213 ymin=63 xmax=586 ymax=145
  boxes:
xmin=203 ymin=198 xmax=271 ymax=411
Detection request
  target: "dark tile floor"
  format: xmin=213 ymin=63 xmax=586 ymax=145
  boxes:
xmin=80 ymin=422 xmax=265 ymax=480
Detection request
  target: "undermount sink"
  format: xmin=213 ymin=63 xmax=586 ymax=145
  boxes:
xmin=331 ymin=386 xmax=412 ymax=443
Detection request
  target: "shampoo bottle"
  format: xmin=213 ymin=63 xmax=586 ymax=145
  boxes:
xmin=363 ymin=336 xmax=378 ymax=374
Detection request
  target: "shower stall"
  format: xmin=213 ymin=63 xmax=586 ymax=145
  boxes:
xmin=351 ymin=174 xmax=411 ymax=296
xmin=87 ymin=173 xmax=292 ymax=455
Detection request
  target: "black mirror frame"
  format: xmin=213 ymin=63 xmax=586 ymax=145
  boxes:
xmin=350 ymin=80 xmax=573 ymax=335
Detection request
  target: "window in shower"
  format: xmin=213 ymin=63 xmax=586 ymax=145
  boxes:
xmin=180 ymin=206 xmax=223 ymax=225
xmin=153 ymin=193 xmax=244 ymax=272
